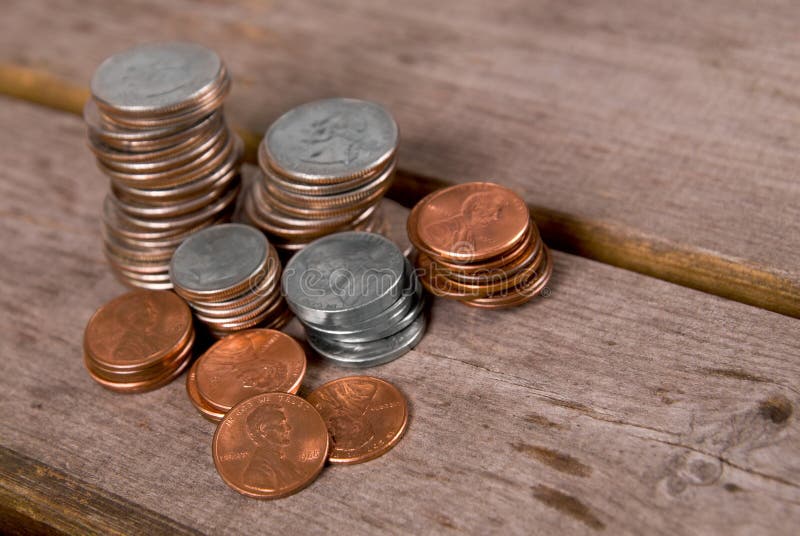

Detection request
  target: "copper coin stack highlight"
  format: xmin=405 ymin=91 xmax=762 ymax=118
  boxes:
xmin=83 ymin=290 xmax=195 ymax=393
xmin=169 ymin=224 xmax=290 ymax=338
xmin=86 ymin=42 xmax=242 ymax=289
xmin=186 ymin=329 xmax=307 ymax=422
xmin=244 ymin=98 xmax=398 ymax=253
xmin=408 ymin=182 xmax=553 ymax=308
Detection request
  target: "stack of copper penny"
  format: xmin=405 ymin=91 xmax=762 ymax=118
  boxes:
xmin=186 ymin=329 xmax=307 ymax=422
xmin=86 ymin=42 xmax=242 ymax=289
xmin=83 ymin=290 xmax=195 ymax=393
xmin=169 ymin=224 xmax=290 ymax=338
xmin=408 ymin=182 xmax=553 ymax=308
xmin=212 ymin=375 xmax=408 ymax=499
xmin=244 ymin=98 xmax=398 ymax=253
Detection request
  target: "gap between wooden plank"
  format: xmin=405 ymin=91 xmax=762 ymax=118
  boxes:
xmin=2 ymin=63 xmax=796 ymax=319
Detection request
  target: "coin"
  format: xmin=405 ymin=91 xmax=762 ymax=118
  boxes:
xmin=86 ymin=42 xmax=241 ymax=290
xmin=408 ymin=181 xmax=552 ymax=309
xmin=170 ymin=224 xmax=289 ymax=337
xmin=212 ymin=392 xmax=329 ymax=499
xmin=306 ymin=313 xmax=426 ymax=368
xmin=283 ymin=232 xmax=406 ymax=326
xmin=91 ymin=42 xmax=222 ymax=115
xmin=243 ymin=98 xmax=399 ymax=253
xmin=195 ymin=330 xmax=306 ymax=412
xmin=263 ymin=98 xmax=398 ymax=183
xmin=82 ymin=290 xmax=195 ymax=392
xmin=306 ymin=376 xmax=408 ymax=464
xmin=186 ymin=360 xmax=226 ymax=422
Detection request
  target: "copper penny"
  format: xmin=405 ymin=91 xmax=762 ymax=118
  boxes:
xmin=212 ymin=392 xmax=329 ymax=499
xmin=195 ymin=330 xmax=306 ymax=412
xmin=408 ymin=182 xmax=529 ymax=263
xmin=83 ymin=290 xmax=193 ymax=371
xmin=186 ymin=360 xmax=225 ymax=422
xmin=306 ymin=376 xmax=408 ymax=465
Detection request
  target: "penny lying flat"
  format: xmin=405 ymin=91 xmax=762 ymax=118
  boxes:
xmin=195 ymin=330 xmax=306 ymax=413
xmin=243 ymin=98 xmax=398 ymax=253
xmin=82 ymin=290 xmax=194 ymax=392
xmin=306 ymin=376 xmax=408 ymax=465
xmin=408 ymin=181 xmax=552 ymax=309
xmin=86 ymin=42 xmax=241 ymax=290
xmin=212 ymin=392 xmax=329 ymax=499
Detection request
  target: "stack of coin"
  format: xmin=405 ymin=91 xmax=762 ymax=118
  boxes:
xmin=212 ymin=376 xmax=408 ymax=498
xmin=408 ymin=182 xmax=553 ymax=308
xmin=83 ymin=290 xmax=194 ymax=393
xmin=283 ymin=232 xmax=426 ymax=367
xmin=186 ymin=329 xmax=306 ymax=422
xmin=244 ymin=98 xmax=398 ymax=253
xmin=86 ymin=42 xmax=242 ymax=289
xmin=170 ymin=224 xmax=290 ymax=338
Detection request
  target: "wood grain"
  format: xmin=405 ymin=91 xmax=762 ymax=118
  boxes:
xmin=1 ymin=97 xmax=799 ymax=534
xmin=1 ymin=0 xmax=799 ymax=317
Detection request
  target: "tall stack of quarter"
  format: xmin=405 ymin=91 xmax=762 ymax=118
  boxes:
xmin=86 ymin=42 xmax=242 ymax=289
xmin=83 ymin=290 xmax=195 ymax=393
xmin=408 ymin=182 xmax=552 ymax=308
xmin=170 ymin=224 xmax=289 ymax=338
xmin=283 ymin=232 xmax=425 ymax=367
xmin=244 ymin=98 xmax=398 ymax=253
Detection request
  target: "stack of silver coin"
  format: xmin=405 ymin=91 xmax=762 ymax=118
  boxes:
xmin=86 ymin=42 xmax=242 ymax=289
xmin=244 ymin=98 xmax=398 ymax=254
xmin=283 ymin=232 xmax=426 ymax=367
xmin=169 ymin=224 xmax=290 ymax=338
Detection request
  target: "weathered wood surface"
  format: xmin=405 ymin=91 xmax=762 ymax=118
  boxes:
xmin=2 ymin=97 xmax=800 ymax=534
xmin=1 ymin=0 xmax=799 ymax=317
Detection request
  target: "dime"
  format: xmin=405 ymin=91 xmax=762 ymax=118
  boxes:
xmin=307 ymin=376 xmax=408 ymax=464
xmin=170 ymin=224 xmax=289 ymax=337
xmin=212 ymin=392 xmax=329 ymax=499
xmin=170 ymin=223 xmax=267 ymax=300
xmin=195 ymin=330 xmax=306 ymax=412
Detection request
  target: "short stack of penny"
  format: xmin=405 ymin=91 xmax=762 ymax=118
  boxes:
xmin=186 ymin=329 xmax=306 ymax=422
xmin=408 ymin=182 xmax=553 ymax=309
xmin=244 ymin=98 xmax=398 ymax=254
xmin=86 ymin=42 xmax=242 ymax=289
xmin=170 ymin=224 xmax=290 ymax=338
xmin=83 ymin=290 xmax=195 ymax=393
xmin=283 ymin=232 xmax=426 ymax=367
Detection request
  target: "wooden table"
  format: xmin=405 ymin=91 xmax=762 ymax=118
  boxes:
xmin=1 ymin=1 xmax=798 ymax=534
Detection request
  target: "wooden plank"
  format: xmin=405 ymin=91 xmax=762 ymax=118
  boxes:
xmin=1 ymin=0 xmax=799 ymax=317
xmin=2 ymin=97 xmax=799 ymax=534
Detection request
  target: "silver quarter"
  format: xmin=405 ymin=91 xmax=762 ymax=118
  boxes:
xmin=282 ymin=231 xmax=405 ymax=325
xmin=263 ymin=98 xmax=398 ymax=183
xmin=305 ymin=313 xmax=426 ymax=368
xmin=91 ymin=42 xmax=222 ymax=114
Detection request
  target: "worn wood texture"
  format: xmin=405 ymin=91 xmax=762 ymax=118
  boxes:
xmin=1 ymin=0 xmax=799 ymax=317
xmin=1 ymin=98 xmax=799 ymax=534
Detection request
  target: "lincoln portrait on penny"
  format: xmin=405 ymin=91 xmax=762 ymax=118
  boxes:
xmin=243 ymin=404 xmax=301 ymax=491
xmin=423 ymin=191 xmax=509 ymax=257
